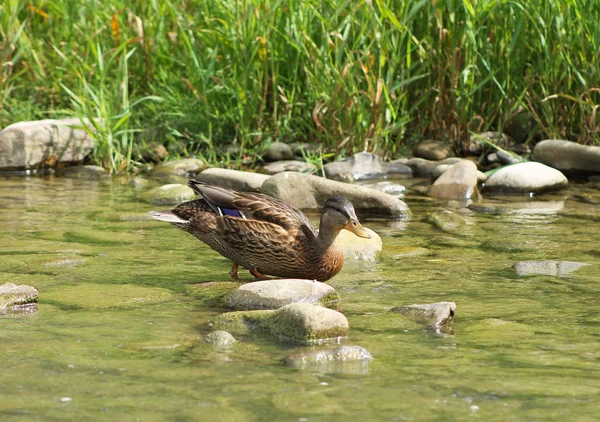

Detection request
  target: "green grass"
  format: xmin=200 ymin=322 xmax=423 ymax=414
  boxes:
xmin=1 ymin=0 xmax=599 ymax=172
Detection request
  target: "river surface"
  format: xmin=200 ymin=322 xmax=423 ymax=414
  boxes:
xmin=1 ymin=175 xmax=599 ymax=421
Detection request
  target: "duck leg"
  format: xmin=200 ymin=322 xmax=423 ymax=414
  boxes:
xmin=249 ymin=266 xmax=267 ymax=280
xmin=229 ymin=263 xmax=239 ymax=279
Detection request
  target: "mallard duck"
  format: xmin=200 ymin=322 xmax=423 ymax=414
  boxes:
xmin=149 ymin=180 xmax=371 ymax=281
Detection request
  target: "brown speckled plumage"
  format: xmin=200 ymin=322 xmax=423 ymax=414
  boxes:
xmin=149 ymin=180 xmax=370 ymax=282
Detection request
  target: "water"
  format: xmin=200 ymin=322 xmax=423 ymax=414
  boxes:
xmin=1 ymin=175 xmax=599 ymax=421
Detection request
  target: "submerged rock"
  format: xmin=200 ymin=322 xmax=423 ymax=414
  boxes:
xmin=43 ymin=284 xmax=174 ymax=309
xmin=390 ymin=302 xmax=456 ymax=328
xmin=0 ymin=118 xmax=97 ymax=170
xmin=263 ymin=142 xmax=294 ymax=162
xmin=212 ymin=303 xmax=349 ymax=344
xmin=334 ymin=227 xmax=382 ymax=261
xmin=0 ymin=283 xmax=39 ymax=309
xmin=260 ymin=172 xmax=410 ymax=219
xmin=140 ymin=183 xmax=195 ymax=205
xmin=224 ymin=279 xmax=340 ymax=310
xmin=413 ymin=140 xmax=454 ymax=161
xmin=196 ymin=168 xmax=269 ymax=192
xmin=57 ymin=165 xmax=109 ymax=179
xmin=428 ymin=161 xmax=479 ymax=200
xmin=532 ymin=140 xmax=600 ymax=175
xmin=202 ymin=330 xmax=237 ymax=348
xmin=324 ymin=152 xmax=385 ymax=181
xmin=262 ymin=160 xmax=316 ymax=175
xmin=429 ymin=209 xmax=466 ymax=233
xmin=513 ymin=261 xmax=590 ymax=278
xmin=151 ymin=158 xmax=205 ymax=177
xmin=382 ymin=159 xmax=413 ymax=177
xmin=284 ymin=345 xmax=372 ymax=374
xmin=484 ymin=162 xmax=568 ymax=194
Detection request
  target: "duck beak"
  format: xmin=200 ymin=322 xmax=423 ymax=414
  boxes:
xmin=345 ymin=219 xmax=372 ymax=239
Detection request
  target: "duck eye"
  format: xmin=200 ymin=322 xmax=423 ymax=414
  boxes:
xmin=352 ymin=221 xmax=357 ymax=226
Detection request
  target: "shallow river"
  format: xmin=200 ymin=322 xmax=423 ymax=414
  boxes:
xmin=1 ymin=175 xmax=599 ymax=421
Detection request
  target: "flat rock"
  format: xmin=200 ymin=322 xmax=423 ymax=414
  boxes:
xmin=532 ymin=140 xmax=600 ymax=175
xmin=429 ymin=209 xmax=466 ymax=233
xmin=484 ymin=162 xmax=568 ymax=194
xmin=57 ymin=165 xmax=109 ymax=179
xmin=261 ymin=172 xmax=410 ymax=219
xmin=263 ymin=142 xmax=294 ymax=162
xmin=0 ymin=118 xmax=97 ymax=170
xmin=212 ymin=303 xmax=349 ymax=344
xmin=390 ymin=302 xmax=456 ymax=328
xmin=140 ymin=183 xmax=195 ymax=205
xmin=151 ymin=158 xmax=205 ymax=177
xmin=513 ymin=260 xmax=590 ymax=278
xmin=224 ymin=279 xmax=340 ymax=310
xmin=428 ymin=161 xmax=479 ymax=199
xmin=262 ymin=160 xmax=316 ymax=175
xmin=0 ymin=283 xmax=39 ymax=309
xmin=196 ymin=168 xmax=269 ymax=192
xmin=413 ymin=140 xmax=454 ymax=161
xmin=284 ymin=346 xmax=372 ymax=374
xmin=334 ymin=227 xmax=382 ymax=261
xmin=324 ymin=152 xmax=385 ymax=181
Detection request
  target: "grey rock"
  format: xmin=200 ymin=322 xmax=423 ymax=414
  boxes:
xmin=382 ymin=159 xmax=413 ymax=177
xmin=151 ymin=158 xmax=205 ymax=177
xmin=507 ymin=112 xmax=540 ymax=143
xmin=428 ymin=161 xmax=480 ymax=200
xmin=532 ymin=140 xmax=600 ymax=175
xmin=484 ymin=162 xmax=568 ymax=194
xmin=406 ymin=157 xmax=463 ymax=178
xmin=224 ymin=279 xmax=340 ymax=310
xmin=429 ymin=209 xmax=466 ymax=233
xmin=212 ymin=303 xmax=349 ymax=344
xmin=0 ymin=118 xmax=97 ymax=170
xmin=260 ymin=172 xmax=410 ymax=219
xmin=262 ymin=160 xmax=316 ymax=175
xmin=202 ymin=330 xmax=237 ymax=348
xmin=360 ymin=181 xmax=406 ymax=198
xmin=413 ymin=140 xmax=454 ymax=161
xmin=263 ymin=142 xmax=294 ymax=162
xmin=513 ymin=261 xmax=590 ymax=278
xmin=466 ymin=132 xmax=513 ymax=156
xmin=496 ymin=149 xmax=523 ymax=165
xmin=57 ymin=165 xmax=109 ymax=179
xmin=140 ymin=183 xmax=195 ymax=205
xmin=390 ymin=301 xmax=456 ymax=328
xmin=0 ymin=283 xmax=38 ymax=309
xmin=334 ymin=227 xmax=382 ymax=261
xmin=289 ymin=142 xmax=318 ymax=157
xmin=324 ymin=152 xmax=385 ymax=181
xmin=284 ymin=346 xmax=372 ymax=374
xmin=196 ymin=168 xmax=269 ymax=192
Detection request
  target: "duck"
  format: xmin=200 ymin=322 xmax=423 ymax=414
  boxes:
xmin=149 ymin=180 xmax=371 ymax=281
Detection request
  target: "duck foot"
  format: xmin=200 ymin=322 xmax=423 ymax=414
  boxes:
xmin=250 ymin=267 xmax=267 ymax=279
xmin=229 ymin=263 xmax=239 ymax=279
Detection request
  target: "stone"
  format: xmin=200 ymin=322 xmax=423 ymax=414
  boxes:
xmin=324 ymin=152 xmax=385 ymax=181
xmin=0 ymin=118 xmax=97 ymax=170
xmin=260 ymin=172 xmax=410 ymax=219
xmin=429 ymin=209 xmax=466 ymax=233
xmin=196 ymin=168 xmax=269 ymax=192
xmin=532 ymin=140 xmax=600 ymax=175
xmin=484 ymin=162 xmax=568 ymax=194
xmin=263 ymin=142 xmax=294 ymax=162
xmin=57 ymin=165 xmax=109 ymax=179
xmin=202 ymin=330 xmax=237 ymax=348
xmin=496 ymin=149 xmax=523 ymax=165
xmin=466 ymin=132 xmax=513 ymax=156
xmin=382 ymin=159 xmax=413 ymax=177
xmin=359 ymin=181 xmax=406 ymax=198
xmin=212 ymin=303 xmax=349 ymax=344
xmin=390 ymin=302 xmax=456 ymax=328
xmin=513 ymin=261 xmax=590 ymax=278
xmin=262 ymin=160 xmax=316 ymax=175
xmin=428 ymin=161 xmax=479 ymax=200
xmin=284 ymin=346 xmax=372 ymax=374
xmin=289 ymin=142 xmax=318 ymax=157
xmin=0 ymin=283 xmax=38 ymax=309
xmin=413 ymin=140 xmax=454 ymax=161
xmin=139 ymin=141 xmax=168 ymax=163
xmin=224 ymin=279 xmax=340 ymax=310
xmin=507 ymin=112 xmax=540 ymax=143
xmin=140 ymin=183 xmax=195 ymax=205
xmin=129 ymin=177 xmax=151 ymax=190
xmin=151 ymin=158 xmax=205 ymax=177
xmin=334 ymin=227 xmax=382 ymax=261
xmin=406 ymin=157 xmax=463 ymax=178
